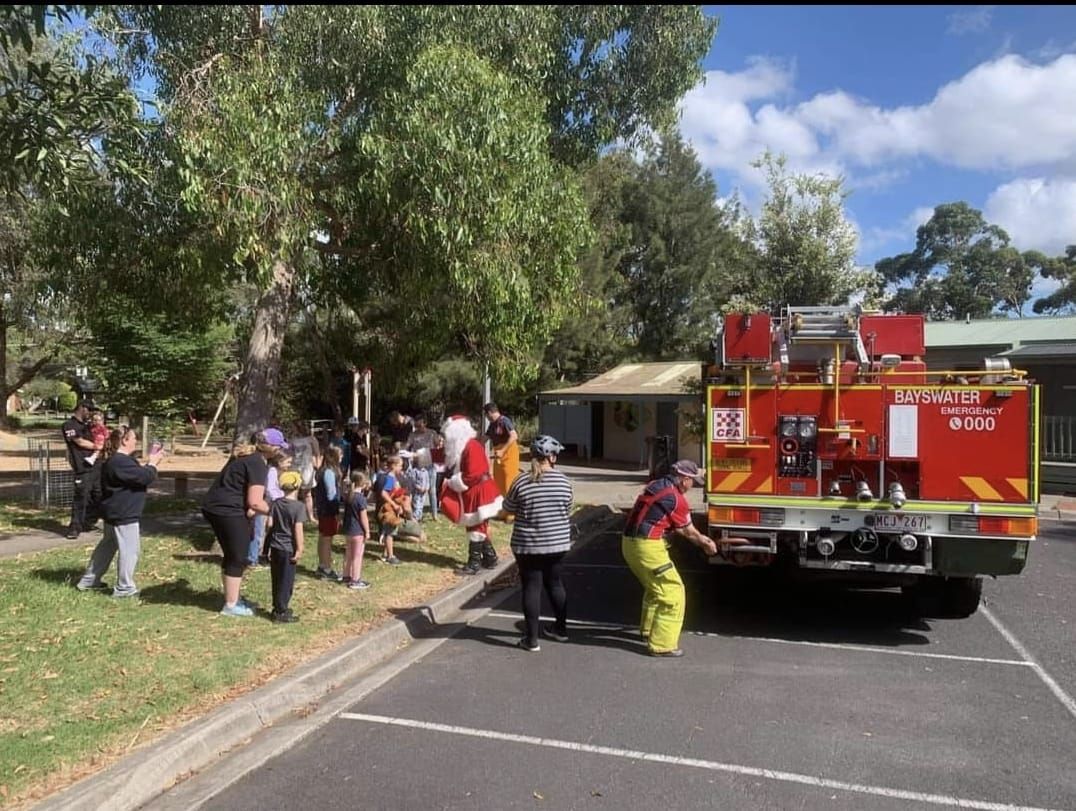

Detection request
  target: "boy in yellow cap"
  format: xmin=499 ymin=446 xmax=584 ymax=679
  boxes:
xmin=267 ymin=470 xmax=307 ymax=623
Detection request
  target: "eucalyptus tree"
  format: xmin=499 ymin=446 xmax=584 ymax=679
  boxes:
xmin=0 ymin=6 xmax=145 ymax=422
xmin=877 ymin=202 xmax=1039 ymax=319
xmin=1030 ymin=245 xmax=1076 ymax=315
xmin=735 ymin=152 xmax=873 ymax=313
xmin=102 ymin=5 xmax=716 ymax=436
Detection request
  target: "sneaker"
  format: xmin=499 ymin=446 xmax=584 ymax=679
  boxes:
xmin=348 ymin=579 xmax=371 ymax=590
xmin=271 ymin=611 xmax=299 ymax=624
xmin=649 ymin=648 xmax=684 ymax=658
xmin=111 ymin=590 xmax=140 ymax=599
xmin=76 ymin=580 xmax=109 ymax=592
xmin=315 ymin=567 xmax=342 ymax=581
xmin=541 ymin=626 xmax=569 ymax=643
xmin=516 ymin=639 xmax=541 ymax=653
xmin=220 ymin=603 xmax=254 ymax=617
xmin=382 ymin=555 xmax=401 ymax=566
xmin=65 ymin=528 xmax=80 ymax=540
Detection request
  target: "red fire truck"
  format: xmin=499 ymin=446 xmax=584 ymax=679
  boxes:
xmin=704 ymin=305 xmax=1039 ymax=617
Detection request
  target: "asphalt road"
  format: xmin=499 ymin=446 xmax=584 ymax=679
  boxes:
xmin=153 ymin=518 xmax=1076 ymax=811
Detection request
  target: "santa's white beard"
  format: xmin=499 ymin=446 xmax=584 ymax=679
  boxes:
xmin=442 ymin=419 xmax=476 ymax=471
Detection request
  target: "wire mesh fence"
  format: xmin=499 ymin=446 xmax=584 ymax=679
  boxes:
xmin=27 ymin=438 xmax=75 ymax=509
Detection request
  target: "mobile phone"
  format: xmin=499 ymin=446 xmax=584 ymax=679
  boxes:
xmin=150 ymin=439 xmax=164 ymax=455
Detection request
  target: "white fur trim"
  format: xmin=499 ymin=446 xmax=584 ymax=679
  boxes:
xmin=447 ymin=471 xmax=467 ymax=493
xmin=467 ymin=531 xmax=487 ymax=543
xmin=460 ymin=496 xmax=503 ymax=527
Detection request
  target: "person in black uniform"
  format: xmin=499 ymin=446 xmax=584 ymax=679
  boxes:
xmin=62 ymin=400 xmax=100 ymax=540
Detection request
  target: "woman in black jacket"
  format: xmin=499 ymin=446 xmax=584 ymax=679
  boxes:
xmin=76 ymin=426 xmax=163 ymax=598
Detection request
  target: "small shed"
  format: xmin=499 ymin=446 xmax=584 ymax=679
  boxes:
xmin=538 ymin=362 xmax=702 ymax=467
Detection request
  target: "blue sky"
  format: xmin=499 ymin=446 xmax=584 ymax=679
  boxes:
xmin=680 ymin=6 xmax=1076 ymax=300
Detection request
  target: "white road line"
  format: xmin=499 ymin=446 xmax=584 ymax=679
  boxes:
xmin=981 ymin=605 xmax=1076 ymax=721
xmin=340 ymin=712 xmax=1061 ymax=811
xmin=486 ymin=611 xmax=1031 ymax=667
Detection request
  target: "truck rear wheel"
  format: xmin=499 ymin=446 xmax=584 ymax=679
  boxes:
xmin=904 ymin=577 xmax=982 ymax=618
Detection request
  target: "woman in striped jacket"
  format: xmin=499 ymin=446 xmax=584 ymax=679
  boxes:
xmin=502 ymin=435 xmax=574 ymax=652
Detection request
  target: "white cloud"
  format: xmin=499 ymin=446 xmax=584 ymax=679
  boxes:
xmin=680 ymin=53 xmax=1076 ymax=190
xmin=680 ymin=57 xmax=801 ymax=184
xmin=1036 ymin=39 xmax=1076 ymax=60
xmin=908 ymin=207 xmax=935 ymax=229
xmin=984 ymin=177 xmax=1076 ymax=255
xmin=947 ymin=7 xmax=993 ymax=35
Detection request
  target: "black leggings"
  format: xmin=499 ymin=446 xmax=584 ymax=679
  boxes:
xmin=203 ymin=511 xmax=252 ymax=577
xmin=516 ymin=552 xmax=568 ymax=645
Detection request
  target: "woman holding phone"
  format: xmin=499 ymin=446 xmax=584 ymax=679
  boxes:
xmin=76 ymin=425 xmax=163 ymax=598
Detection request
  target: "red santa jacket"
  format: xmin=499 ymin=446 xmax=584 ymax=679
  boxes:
xmin=440 ymin=438 xmax=503 ymax=527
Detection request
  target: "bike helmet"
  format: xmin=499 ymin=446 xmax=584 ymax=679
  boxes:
xmin=531 ymin=434 xmax=565 ymax=458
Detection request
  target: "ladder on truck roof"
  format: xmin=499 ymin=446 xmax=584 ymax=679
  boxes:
xmin=782 ymin=305 xmax=869 ymax=367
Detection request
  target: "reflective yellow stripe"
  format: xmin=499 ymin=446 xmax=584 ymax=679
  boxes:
xmin=718 ymin=472 xmax=751 ymax=491
xmin=961 ymin=476 xmax=1003 ymax=501
xmin=1032 ymin=386 xmax=1041 ymax=503
xmin=1006 ymin=478 xmax=1028 ymax=499
xmin=754 ymin=476 xmax=772 ymax=493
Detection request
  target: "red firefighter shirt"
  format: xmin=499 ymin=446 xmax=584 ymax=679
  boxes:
xmin=623 ymin=477 xmax=691 ymax=540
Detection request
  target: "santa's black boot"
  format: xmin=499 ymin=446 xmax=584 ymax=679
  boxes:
xmin=481 ymin=540 xmax=499 ymax=569
xmin=456 ymin=542 xmax=483 ymax=576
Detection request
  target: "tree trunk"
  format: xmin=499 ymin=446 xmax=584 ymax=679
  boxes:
xmin=234 ymin=259 xmax=296 ymax=441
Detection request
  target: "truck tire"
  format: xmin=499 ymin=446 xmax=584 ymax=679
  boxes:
xmin=904 ymin=577 xmax=982 ymax=618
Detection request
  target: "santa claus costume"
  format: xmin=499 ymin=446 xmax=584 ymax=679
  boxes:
xmin=440 ymin=416 xmax=503 ymax=574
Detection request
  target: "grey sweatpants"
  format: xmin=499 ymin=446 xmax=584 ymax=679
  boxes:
xmin=77 ymin=522 xmax=141 ymax=597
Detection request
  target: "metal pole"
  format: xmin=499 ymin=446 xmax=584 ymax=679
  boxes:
xmin=142 ymin=415 xmax=150 ymax=458
xmin=352 ymin=368 xmax=360 ymax=422
xmin=363 ymin=370 xmax=372 ymax=451
xmin=483 ymin=362 xmax=491 ymax=451
xmin=201 ymin=381 xmax=232 ymax=449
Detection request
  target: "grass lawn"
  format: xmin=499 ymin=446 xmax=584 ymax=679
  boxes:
xmin=0 ymin=514 xmax=501 ymax=806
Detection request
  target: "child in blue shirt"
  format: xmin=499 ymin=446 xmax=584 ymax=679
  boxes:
xmin=376 ymin=455 xmax=404 ymax=565
xmin=342 ymin=471 xmax=372 ymax=590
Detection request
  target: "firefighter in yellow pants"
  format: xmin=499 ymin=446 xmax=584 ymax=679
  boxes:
xmin=621 ymin=460 xmax=718 ymax=658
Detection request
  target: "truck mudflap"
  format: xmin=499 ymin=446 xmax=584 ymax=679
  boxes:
xmin=706 ymin=499 xmax=1035 ymax=576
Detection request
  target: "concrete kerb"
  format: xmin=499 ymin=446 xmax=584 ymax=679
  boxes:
xmin=33 ymin=504 xmax=621 ymax=811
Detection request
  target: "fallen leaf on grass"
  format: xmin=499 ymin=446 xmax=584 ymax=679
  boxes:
xmin=42 ymin=671 xmax=60 ymax=680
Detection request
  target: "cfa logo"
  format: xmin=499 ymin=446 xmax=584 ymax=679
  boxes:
xmin=712 ymin=408 xmax=745 ymax=442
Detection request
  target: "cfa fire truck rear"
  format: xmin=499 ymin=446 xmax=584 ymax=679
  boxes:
xmin=704 ymin=305 xmax=1039 ymax=617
